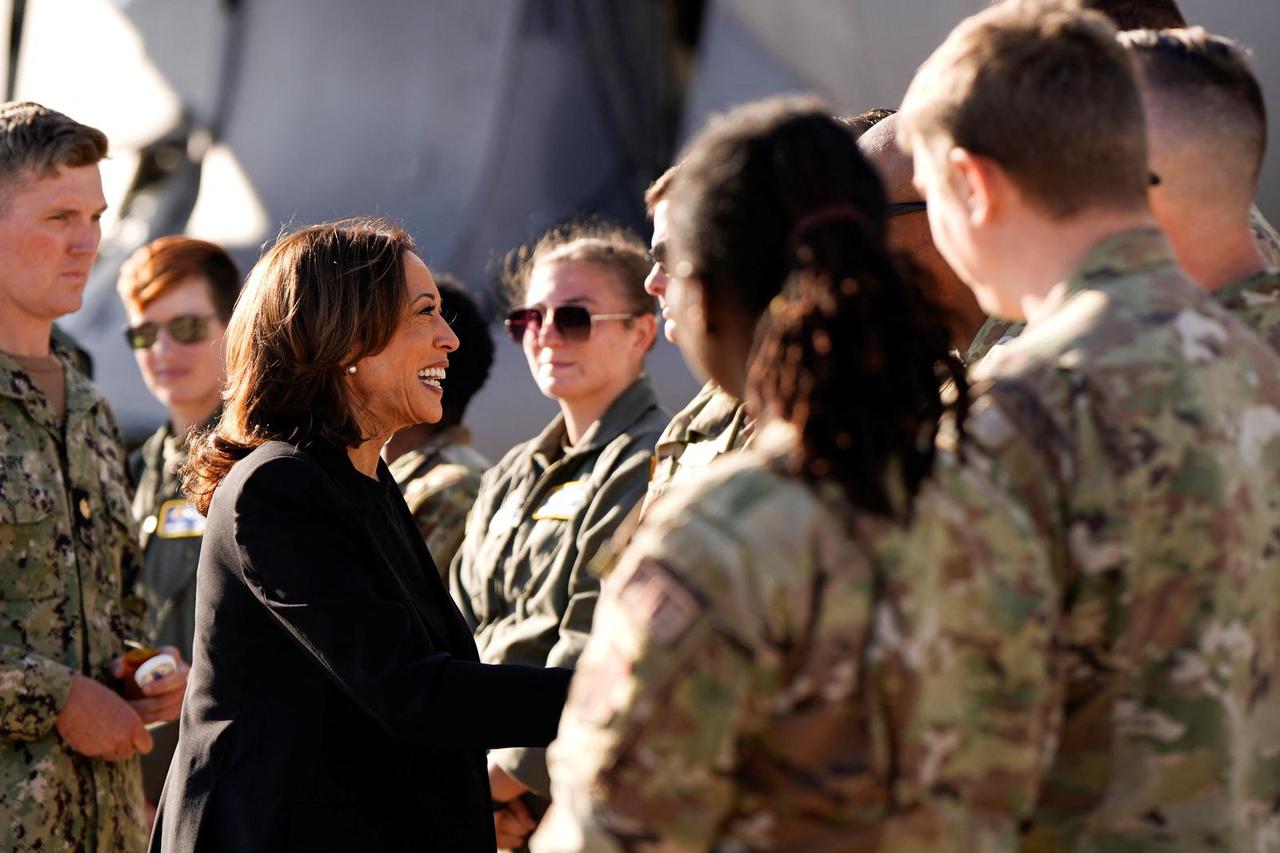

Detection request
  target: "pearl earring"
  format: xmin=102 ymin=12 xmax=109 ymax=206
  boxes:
xmin=346 ymin=365 xmax=357 ymax=375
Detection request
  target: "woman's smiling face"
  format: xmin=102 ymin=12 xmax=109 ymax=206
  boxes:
xmin=347 ymin=251 xmax=459 ymax=437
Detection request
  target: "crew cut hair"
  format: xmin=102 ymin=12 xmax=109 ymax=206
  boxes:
xmin=1121 ymin=27 xmax=1267 ymax=181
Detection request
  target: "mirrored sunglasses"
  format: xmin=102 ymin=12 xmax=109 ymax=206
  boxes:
xmin=504 ymin=305 xmax=637 ymax=344
xmin=123 ymin=314 xmax=212 ymax=350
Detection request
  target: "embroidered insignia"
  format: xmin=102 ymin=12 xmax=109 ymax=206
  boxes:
xmin=532 ymin=480 xmax=590 ymax=521
xmin=155 ymin=499 xmax=206 ymax=538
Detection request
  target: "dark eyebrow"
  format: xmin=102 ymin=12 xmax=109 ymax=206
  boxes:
xmin=48 ymin=203 xmax=110 ymax=218
xmin=411 ymin=292 xmax=436 ymax=305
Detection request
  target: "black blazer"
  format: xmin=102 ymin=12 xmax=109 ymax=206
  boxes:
xmin=151 ymin=440 xmax=571 ymax=852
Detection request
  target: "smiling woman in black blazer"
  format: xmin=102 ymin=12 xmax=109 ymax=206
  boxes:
xmin=150 ymin=218 xmax=571 ymax=852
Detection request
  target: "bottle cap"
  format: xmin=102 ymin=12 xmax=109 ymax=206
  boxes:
xmin=135 ymin=653 xmax=178 ymax=688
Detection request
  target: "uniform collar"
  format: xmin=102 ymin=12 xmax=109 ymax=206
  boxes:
xmin=685 ymin=383 xmax=744 ymax=444
xmin=1213 ymin=268 xmax=1280 ymax=312
xmin=530 ymin=375 xmax=661 ymax=466
xmin=1032 ymin=228 xmax=1178 ymax=324
xmin=0 ymin=336 xmax=101 ymax=436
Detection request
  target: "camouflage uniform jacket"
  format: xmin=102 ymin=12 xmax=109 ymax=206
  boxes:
xmin=968 ymin=229 xmax=1280 ymax=850
xmin=449 ymin=377 xmax=668 ymax=795
xmin=641 ymin=381 xmax=752 ymax=516
xmin=0 ymin=344 xmax=148 ymax=851
xmin=532 ymin=423 xmax=1057 ymax=852
xmin=1213 ymin=267 xmax=1280 ymax=355
xmin=1253 ymin=204 xmax=1280 ymax=268
xmin=965 ymin=206 xmax=1280 ymax=365
xmin=388 ymin=424 xmax=490 ymax=576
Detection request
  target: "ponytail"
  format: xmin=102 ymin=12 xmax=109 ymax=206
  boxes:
xmin=748 ymin=215 xmax=968 ymax=517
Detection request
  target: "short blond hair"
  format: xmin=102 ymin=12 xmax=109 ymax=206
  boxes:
xmin=900 ymin=0 xmax=1149 ymax=218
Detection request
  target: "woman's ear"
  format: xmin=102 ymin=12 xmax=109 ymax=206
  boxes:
xmin=631 ymin=312 xmax=659 ymax=357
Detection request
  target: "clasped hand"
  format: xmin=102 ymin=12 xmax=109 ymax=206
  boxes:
xmin=54 ymin=646 xmax=191 ymax=762
xmin=490 ymin=760 xmax=535 ymax=850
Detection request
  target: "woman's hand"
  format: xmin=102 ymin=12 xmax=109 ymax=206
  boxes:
xmin=488 ymin=760 xmax=530 ymax=803
xmin=494 ymin=798 xmax=536 ymax=850
xmin=490 ymin=760 xmax=534 ymax=849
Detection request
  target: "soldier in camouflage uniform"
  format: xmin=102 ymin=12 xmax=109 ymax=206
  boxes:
xmin=638 ymin=165 xmax=754 ymax=520
xmin=535 ymin=98 xmax=1059 ymax=851
xmin=0 ymin=103 xmax=185 ymax=851
xmin=964 ymin=20 xmax=1280 ymax=368
xmin=117 ymin=235 xmax=241 ymax=805
xmin=385 ymin=277 xmax=494 ymax=574
xmin=450 ymin=224 xmax=667 ymax=847
xmin=902 ymin=4 xmax=1280 ymax=847
xmin=1120 ymin=28 xmax=1280 ymax=353
xmin=641 ymin=381 xmax=750 ymax=514
xmin=389 ymin=425 xmax=490 ymax=574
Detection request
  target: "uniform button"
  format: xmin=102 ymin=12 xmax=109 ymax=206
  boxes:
xmin=79 ymin=498 xmax=92 ymax=520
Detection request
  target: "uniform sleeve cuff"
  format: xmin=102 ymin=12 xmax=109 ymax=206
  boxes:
xmin=0 ymin=655 xmax=77 ymax=741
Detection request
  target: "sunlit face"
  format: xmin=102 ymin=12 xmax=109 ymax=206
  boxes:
xmin=347 ymin=252 xmax=459 ymax=437
xmin=644 ymin=199 xmax=676 ymax=343
xmin=0 ymin=165 xmax=106 ymax=326
xmin=127 ymin=277 xmax=227 ymax=417
xmin=663 ymin=255 xmax=714 ymax=384
xmin=519 ymin=259 xmax=652 ymax=409
xmin=910 ymin=137 xmax=1002 ymax=316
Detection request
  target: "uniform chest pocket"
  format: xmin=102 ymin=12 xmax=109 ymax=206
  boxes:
xmin=0 ymin=452 xmax=59 ymax=524
xmin=0 ymin=452 xmax=63 ymax=602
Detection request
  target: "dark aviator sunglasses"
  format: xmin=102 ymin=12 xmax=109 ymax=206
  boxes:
xmin=505 ymin=304 xmax=639 ymax=344
xmin=123 ymin=314 xmax=213 ymax=350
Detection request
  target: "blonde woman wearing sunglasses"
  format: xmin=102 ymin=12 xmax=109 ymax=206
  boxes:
xmin=449 ymin=222 xmax=669 ymax=849
xmin=116 ymin=235 xmax=241 ymax=816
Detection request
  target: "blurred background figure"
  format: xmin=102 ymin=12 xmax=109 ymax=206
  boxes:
xmin=117 ymin=235 xmax=240 ymax=814
xmin=449 ymin=222 xmax=667 ymax=848
xmin=851 ymin=107 xmax=986 ymax=350
xmin=384 ymin=275 xmax=495 ymax=574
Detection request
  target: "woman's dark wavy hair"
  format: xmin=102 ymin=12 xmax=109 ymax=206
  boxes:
xmin=184 ymin=217 xmax=413 ymax=513
xmin=670 ymin=95 xmax=968 ymax=516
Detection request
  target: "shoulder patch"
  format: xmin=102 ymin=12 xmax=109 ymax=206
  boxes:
xmin=616 ymin=558 xmax=706 ymax=648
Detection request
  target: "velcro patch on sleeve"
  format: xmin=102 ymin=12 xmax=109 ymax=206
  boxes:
xmin=615 ymin=558 xmax=706 ymax=648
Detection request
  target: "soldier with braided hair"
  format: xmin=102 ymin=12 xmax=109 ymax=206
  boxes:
xmin=532 ymin=95 xmax=1056 ymax=852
